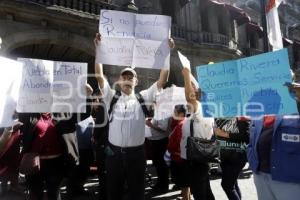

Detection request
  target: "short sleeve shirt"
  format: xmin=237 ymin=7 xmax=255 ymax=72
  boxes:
xmin=101 ymin=79 xmax=159 ymax=147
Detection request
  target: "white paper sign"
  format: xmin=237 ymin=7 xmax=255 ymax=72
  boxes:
xmin=178 ymin=51 xmax=190 ymax=69
xmin=97 ymin=37 xmax=134 ymax=66
xmin=0 ymin=57 xmax=23 ymax=127
xmin=98 ymin=10 xmax=171 ymax=69
xmin=17 ymin=58 xmax=87 ymax=113
xmin=178 ymin=51 xmax=199 ymax=89
xmin=155 ymin=86 xmax=187 ymax=120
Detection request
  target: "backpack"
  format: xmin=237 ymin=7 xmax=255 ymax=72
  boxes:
xmin=108 ymin=90 xmax=150 ymax=118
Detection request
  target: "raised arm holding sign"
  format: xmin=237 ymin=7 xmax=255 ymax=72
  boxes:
xmin=93 ymin=33 xmax=174 ymax=200
xmin=178 ymin=51 xmax=199 ymax=89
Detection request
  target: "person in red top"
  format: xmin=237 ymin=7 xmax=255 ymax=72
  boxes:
xmin=18 ymin=84 xmax=93 ymax=200
xmin=20 ymin=113 xmax=66 ymax=200
xmin=30 ymin=113 xmax=64 ymax=157
xmin=168 ymin=105 xmax=191 ymax=200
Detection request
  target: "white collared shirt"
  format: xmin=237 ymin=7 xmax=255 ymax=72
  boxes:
xmin=101 ymin=79 xmax=159 ymax=147
xmin=180 ymin=101 xmax=215 ymax=159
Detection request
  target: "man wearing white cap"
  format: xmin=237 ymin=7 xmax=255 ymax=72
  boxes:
xmin=94 ymin=33 xmax=174 ymax=200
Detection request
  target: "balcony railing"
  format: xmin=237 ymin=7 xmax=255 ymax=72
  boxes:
xmin=13 ymin=1 xmax=241 ymax=51
xmin=243 ymin=48 xmax=264 ymax=56
xmin=15 ymin=0 xmax=117 ymax=15
xmin=172 ymin=25 xmax=238 ymax=50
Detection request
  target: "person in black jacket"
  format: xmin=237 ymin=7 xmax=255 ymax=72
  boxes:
xmin=214 ymin=117 xmax=250 ymax=200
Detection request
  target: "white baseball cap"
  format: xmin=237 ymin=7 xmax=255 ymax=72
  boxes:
xmin=120 ymin=67 xmax=137 ymax=77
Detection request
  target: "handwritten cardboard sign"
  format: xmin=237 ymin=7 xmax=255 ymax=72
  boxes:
xmin=155 ymin=86 xmax=187 ymax=120
xmin=196 ymin=49 xmax=297 ymax=117
xmin=178 ymin=51 xmax=199 ymax=89
xmin=97 ymin=10 xmax=171 ymax=69
xmin=0 ymin=57 xmax=23 ymax=127
xmin=17 ymin=58 xmax=87 ymax=113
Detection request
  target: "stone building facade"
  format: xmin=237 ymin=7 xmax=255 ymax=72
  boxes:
xmin=220 ymin=0 xmax=300 ymax=70
xmin=0 ymin=0 xmax=299 ymax=89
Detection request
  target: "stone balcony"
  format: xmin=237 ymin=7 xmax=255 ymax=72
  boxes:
xmin=242 ymin=47 xmax=264 ymax=56
xmin=172 ymin=25 xmax=238 ymax=50
xmin=4 ymin=0 xmax=266 ymax=61
xmin=15 ymin=0 xmax=117 ymax=16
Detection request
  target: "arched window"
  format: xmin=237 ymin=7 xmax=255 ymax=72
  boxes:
xmin=249 ymin=33 xmax=258 ymax=49
xmin=201 ymin=10 xmax=209 ymax=32
xmin=161 ymin=0 xmax=176 ymax=19
xmin=218 ymin=13 xmax=227 ymax=35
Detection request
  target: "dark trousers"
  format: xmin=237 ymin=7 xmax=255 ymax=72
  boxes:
xmin=150 ymin=138 xmax=169 ymax=189
xmin=95 ymin=146 xmax=107 ymax=200
xmin=190 ymin=162 xmax=215 ymax=200
xmin=26 ymin=156 xmax=64 ymax=200
xmin=220 ymin=160 xmax=246 ymax=200
xmin=66 ymin=148 xmax=94 ymax=197
xmin=105 ymin=144 xmax=145 ymax=200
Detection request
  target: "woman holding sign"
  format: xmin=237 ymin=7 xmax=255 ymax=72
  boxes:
xmin=181 ymin=68 xmax=215 ymax=200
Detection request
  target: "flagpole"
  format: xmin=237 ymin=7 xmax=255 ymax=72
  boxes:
xmin=260 ymin=0 xmax=270 ymax=52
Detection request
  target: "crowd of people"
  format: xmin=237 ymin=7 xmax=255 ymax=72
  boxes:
xmin=0 ymin=33 xmax=300 ymax=200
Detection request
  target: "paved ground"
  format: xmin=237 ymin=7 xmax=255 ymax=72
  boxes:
xmin=0 ymin=163 xmax=257 ymax=200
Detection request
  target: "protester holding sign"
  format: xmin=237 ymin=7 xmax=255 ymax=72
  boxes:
xmin=181 ymin=68 xmax=215 ymax=200
xmin=94 ymin=32 xmax=174 ymax=200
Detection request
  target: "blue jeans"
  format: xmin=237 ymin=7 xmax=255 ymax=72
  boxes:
xmin=254 ymin=172 xmax=300 ymax=200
